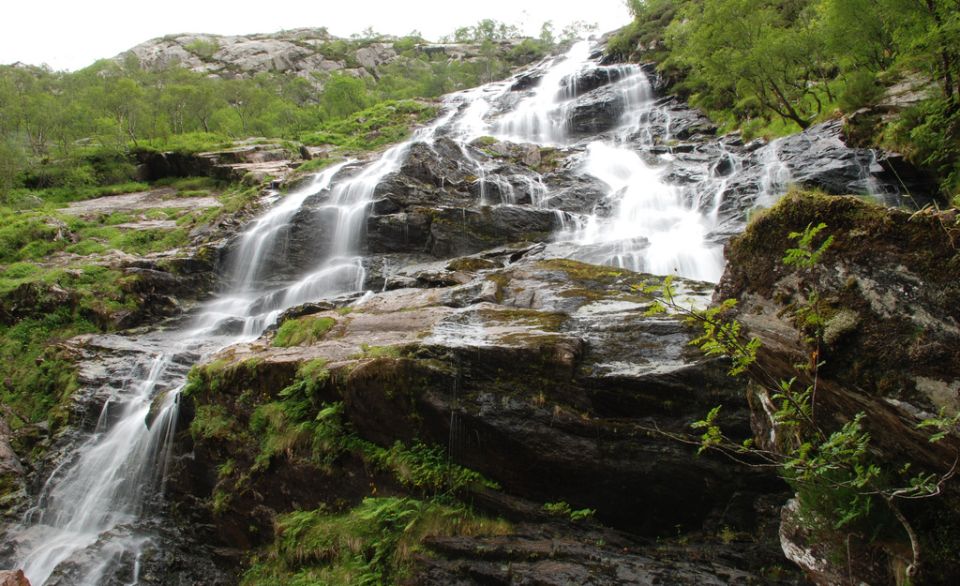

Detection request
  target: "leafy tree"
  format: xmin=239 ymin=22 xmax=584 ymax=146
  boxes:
xmin=319 ymin=73 xmax=370 ymax=120
xmin=666 ymin=0 xmax=833 ymax=130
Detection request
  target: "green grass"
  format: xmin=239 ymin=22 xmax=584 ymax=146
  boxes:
xmin=241 ymin=497 xmax=511 ymax=586
xmin=300 ymin=100 xmax=438 ymax=152
xmin=6 ymin=182 xmax=150 ymax=205
xmin=136 ymin=132 xmax=234 ymax=155
xmin=273 ymin=316 xmax=336 ymax=347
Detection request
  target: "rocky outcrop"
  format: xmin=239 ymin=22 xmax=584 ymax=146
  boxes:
xmin=0 ymin=416 xmax=25 ymax=513
xmin=567 ymin=86 xmax=626 ymax=135
xmin=716 ymin=192 xmax=960 ymax=585
xmin=119 ymin=30 xmax=540 ymax=81
xmin=134 ymin=142 xmax=299 ymax=184
xmin=166 ymin=250 xmax=800 ymax=581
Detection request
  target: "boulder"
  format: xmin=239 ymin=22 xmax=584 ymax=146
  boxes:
xmin=427 ymin=206 xmax=561 ymax=257
xmin=775 ymin=119 xmax=883 ymax=196
xmin=566 ymin=86 xmax=625 ymax=135
xmin=717 ymin=192 xmax=960 ymax=585
xmin=0 ymin=416 xmax=25 ymax=508
xmin=560 ymin=66 xmax=632 ymax=98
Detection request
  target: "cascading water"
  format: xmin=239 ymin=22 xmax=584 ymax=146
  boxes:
xmin=5 ymin=38 xmax=905 ymax=585
xmin=5 ymin=100 xmax=453 ymax=586
xmin=446 ymin=40 xmax=728 ymax=282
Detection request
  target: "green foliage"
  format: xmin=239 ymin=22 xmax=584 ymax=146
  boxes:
xmin=783 ymin=222 xmax=835 ymax=269
xmin=319 ymin=74 xmax=370 ymax=120
xmin=241 ymin=497 xmax=510 ymax=586
xmin=245 ymin=360 xmax=347 ymax=471
xmin=190 ymin=404 xmax=237 ymax=441
xmin=665 ymin=0 xmax=834 ymax=131
xmin=273 ymin=316 xmax=336 ymax=347
xmin=356 ymin=343 xmax=404 ymax=359
xmin=887 ymin=97 xmax=960 ymax=199
xmin=368 ymin=441 xmax=498 ymax=493
xmin=542 ymin=500 xmax=596 ymax=521
xmin=184 ymin=39 xmax=220 ymax=60
xmin=622 ymin=0 xmax=959 ymax=192
xmin=650 ymin=220 xmax=955 ymax=573
xmin=607 ymin=0 xmax=678 ymax=61
xmin=300 ymin=100 xmax=437 ymax=151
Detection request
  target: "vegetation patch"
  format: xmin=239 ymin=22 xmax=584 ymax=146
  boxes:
xmin=241 ymin=497 xmax=510 ymax=586
xmin=273 ymin=316 xmax=336 ymax=347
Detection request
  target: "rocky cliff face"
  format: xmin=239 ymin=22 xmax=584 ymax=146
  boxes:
xmin=119 ymin=29 xmax=529 ymax=80
xmin=167 ymin=251 xmax=798 ymax=583
xmin=717 ymin=193 xmax=960 ymax=585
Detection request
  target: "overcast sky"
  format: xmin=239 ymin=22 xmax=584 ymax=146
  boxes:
xmin=1 ymin=0 xmax=632 ymax=71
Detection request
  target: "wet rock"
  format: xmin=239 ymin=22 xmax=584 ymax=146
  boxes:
xmin=365 ymin=208 xmax=434 ymax=253
xmin=541 ymin=171 xmax=609 ymax=214
xmin=427 ymin=206 xmax=561 ymax=257
xmin=567 ymin=86 xmax=625 ymax=135
xmin=509 ymin=71 xmax=542 ymax=92
xmin=169 ymin=256 xmax=787 ymax=572
xmin=399 ymin=137 xmax=477 ymax=191
xmin=775 ymin=119 xmax=883 ymax=196
xmin=560 ymin=66 xmax=632 ymax=98
xmin=717 ymin=193 xmax=960 ymax=584
xmin=411 ymin=525 xmax=801 ymax=585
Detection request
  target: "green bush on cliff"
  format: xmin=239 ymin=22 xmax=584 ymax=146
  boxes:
xmin=367 ymin=441 xmax=499 ymax=493
xmin=300 ymin=100 xmax=438 ymax=151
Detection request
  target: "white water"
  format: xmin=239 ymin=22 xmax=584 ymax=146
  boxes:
xmin=446 ymin=40 xmax=727 ymax=282
xmin=9 ymin=99 xmax=454 ymax=586
xmin=14 ymin=352 xmax=181 ymax=586
xmin=8 ymin=39 xmax=873 ymax=584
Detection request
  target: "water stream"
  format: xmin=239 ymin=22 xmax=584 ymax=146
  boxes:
xmin=4 ymin=40 xmax=899 ymax=584
xmin=5 ymin=101 xmax=454 ymax=586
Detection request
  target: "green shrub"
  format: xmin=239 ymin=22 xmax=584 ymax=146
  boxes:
xmin=241 ymin=497 xmax=510 ymax=586
xmin=185 ymin=39 xmax=220 ymax=60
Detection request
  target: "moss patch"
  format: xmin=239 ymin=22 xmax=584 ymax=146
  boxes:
xmin=273 ymin=316 xmax=337 ymax=348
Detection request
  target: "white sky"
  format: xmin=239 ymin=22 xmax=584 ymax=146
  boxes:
xmin=1 ymin=0 xmax=632 ymax=71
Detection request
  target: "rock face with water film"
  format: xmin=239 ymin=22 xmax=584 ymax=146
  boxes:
xmin=2 ymin=35 xmax=941 ymax=586
xmin=167 ymin=251 xmax=796 ymax=582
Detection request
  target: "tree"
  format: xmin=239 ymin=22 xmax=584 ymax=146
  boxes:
xmin=319 ymin=73 xmax=370 ymax=120
xmin=666 ymin=0 xmax=831 ymax=129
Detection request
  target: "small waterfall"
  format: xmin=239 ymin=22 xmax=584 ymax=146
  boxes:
xmin=493 ymin=41 xmax=593 ymax=145
xmin=15 ymin=352 xmax=181 ymax=586
xmin=8 ymin=98 xmax=455 ymax=586
xmin=572 ymin=142 xmax=724 ymax=281
xmin=756 ymin=138 xmax=792 ymax=208
xmin=446 ymin=42 xmax=725 ymax=281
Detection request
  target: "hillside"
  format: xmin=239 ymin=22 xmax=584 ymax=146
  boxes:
xmin=119 ymin=27 xmax=525 ymax=80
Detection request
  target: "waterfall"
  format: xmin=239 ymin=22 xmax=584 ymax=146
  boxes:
xmin=446 ymin=40 xmax=726 ymax=282
xmin=6 ymin=99 xmax=454 ymax=586
xmin=5 ymin=38 xmax=900 ymax=584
